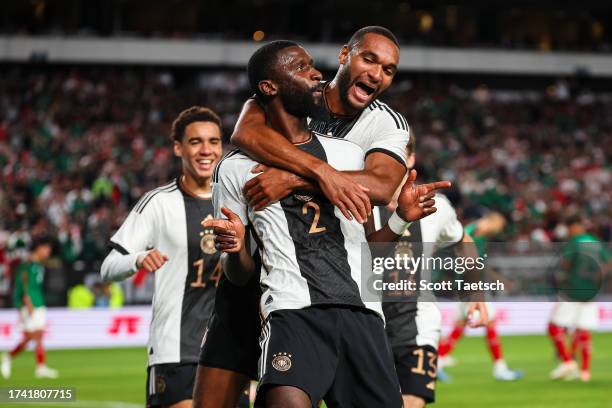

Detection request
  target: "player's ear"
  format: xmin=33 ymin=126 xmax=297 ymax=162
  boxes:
xmin=258 ymin=80 xmax=277 ymax=97
xmin=173 ymin=140 xmax=182 ymax=158
xmin=338 ymin=45 xmax=350 ymax=65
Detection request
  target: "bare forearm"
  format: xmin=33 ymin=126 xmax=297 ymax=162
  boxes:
xmin=223 ymin=249 xmax=255 ymax=286
xmin=346 ymin=170 xmax=399 ymax=206
xmin=291 ymin=169 xmax=395 ymax=204
xmin=231 ymin=103 xmax=329 ymax=180
xmin=23 ymin=295 xmax=33 ymax=310
xmin=367 ymin=224 xmax=402 ymax=243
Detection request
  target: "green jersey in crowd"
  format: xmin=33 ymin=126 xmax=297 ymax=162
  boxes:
xmin=464 ymin=222 xmax=487 ymax=257
xmin=561 ymin=233 xmax=610 ymax=302
xmin=13 ymin=261 xmax=45 ymax=308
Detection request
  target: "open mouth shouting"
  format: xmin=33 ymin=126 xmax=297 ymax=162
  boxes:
xmin=351 ymin=81 xmax=377 ymax=105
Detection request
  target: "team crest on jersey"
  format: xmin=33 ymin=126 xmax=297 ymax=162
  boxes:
xmin=200 ymin=214 xmax=217 ymax=255
xmin=294 ymin=194 xmax=313 ymax=202
xmin=271 ymin=352 xmax=292 ymax=372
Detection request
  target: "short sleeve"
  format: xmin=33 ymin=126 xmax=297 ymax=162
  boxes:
xmin=434 ymin=194 xmax=464 ymax=247
xmin=364 ymin=112 xmax=410 ymax=167
xmin=109 ymin=197 xmax=156 ymax=255
xmin=212 ymin=158 xmax=249 ymax=225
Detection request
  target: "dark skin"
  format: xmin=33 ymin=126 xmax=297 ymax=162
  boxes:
xmin=192 ymin=366 xmax=250 ymax=408
xmin=232 ymin=33 xmax=406 ymax=222
xmin=208 ymin=45 xmax=449 ymax=408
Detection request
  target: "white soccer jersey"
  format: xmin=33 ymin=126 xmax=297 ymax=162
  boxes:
xmin=105 ymin=179 xmax=221 ymax=366
xmin=213 ymin=133 xmax=383 ymax=320
xmin=377 ymin=194 xmax=464 ymax=348
xmin=309 ymin=99 xmax=410 ymax=167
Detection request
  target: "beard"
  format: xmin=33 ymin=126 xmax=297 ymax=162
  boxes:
xmin=335 ymin=66 xmax=354 ymax=110
xmin=278 ymin=80 xmax=327 ymax=119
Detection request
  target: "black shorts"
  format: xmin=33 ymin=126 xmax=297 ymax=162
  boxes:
xmin=146 ymin=363 xmax=196 ymax=407
xmin=199 ymin=273 xmax=261 ymax=380
xmin=256 ymin=306 xmax=402 ymax=408
xmin=393 ymin=345 xmax=437 ymax=403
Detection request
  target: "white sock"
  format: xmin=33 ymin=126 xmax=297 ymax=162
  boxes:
xmin=494 ymin=359 xmax=508 ymax=371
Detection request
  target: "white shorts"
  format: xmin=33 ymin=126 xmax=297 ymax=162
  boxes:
xmin=415 ymin=301 xmax=441 ymax=348
xmin=550 ymin=302 xmax=599 ymax=331
xmin=19 ymin=307 xmax=46 ymax=332
xmin=458 ymin=302 xmax=497 ymax=322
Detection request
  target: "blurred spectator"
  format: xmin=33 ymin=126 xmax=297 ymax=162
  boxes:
xmin=1 ymin=66 xmax=610 ymax=306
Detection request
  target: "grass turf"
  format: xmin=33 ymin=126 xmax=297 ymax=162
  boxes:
xmin=0 ymin=333 xmax=610 ymax=407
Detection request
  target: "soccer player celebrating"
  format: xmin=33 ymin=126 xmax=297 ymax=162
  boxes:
xmin=233 ymin=26 xmax=410 ymax=214
xmin=378 ymin=134 xmax=487 ymax=407
xmin=101 ymin=107 xmax=224 ymax=408
xmin=205 ymin=40 xmax=448 ymax=408
xmin=437 ymin=212 xmax=523 ymax=381
xmin=197 ymin=26 xmax=413 ymax=406
xmin=2 ymin=237 xmax=58 ymax=379
xmin=548 ymin=214 xmax=610 ymax=382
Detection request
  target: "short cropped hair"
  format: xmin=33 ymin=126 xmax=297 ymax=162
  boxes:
xmin=30 ymin=235 xmax=53 ymax=251
xmin=171 ymin=106 xmax=222 ymax=142
xmin=247 ymin=40 xmax=300 ymax=98
xmin=347 ymin=26 xmax=400 ymax=50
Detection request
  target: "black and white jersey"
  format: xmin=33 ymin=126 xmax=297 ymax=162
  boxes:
xmin=212 ymin=133 xmax=383 ymax=320
xmin=377 ymin=194 xmax=464 ymax=348
xmin=108 ymin=179 xmax=221 ymax=366
xmin=309 ymin=98 xmax=410 ymax=168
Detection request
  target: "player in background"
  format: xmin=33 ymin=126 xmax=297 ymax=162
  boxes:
xmin=101 ymin=107 xmax=229 ymax=408
xmin=437 ymin=211 xmax=523 ymax=381
xmin=204 ymin=40 xmax=449 ymax=408
xmin=197 ymin=26 xmax=412 ymax=407
xmin=2 ymin=237 xmax=58 ymax=379
xmin=548 ymin=214 xmax=611 ymax=382
xmin=378 ymin=133 xmax=487 ymax=407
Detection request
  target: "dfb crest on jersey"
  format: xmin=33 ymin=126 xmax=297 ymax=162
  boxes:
xmin=271 ymin=352 xmax=292 ymax=372
xmin=155 ymin=374 xmax=166 ymax=393
xmin=200 ymin=214 xmax=216 ymax=255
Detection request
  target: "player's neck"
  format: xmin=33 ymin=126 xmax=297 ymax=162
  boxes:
xmin=180 ymin=174 xmax=211 ymax=198
xmin=325 ymin=79 xmax=358 ymax=117
xmin=268 ymin=102 xmax=311 ymax=144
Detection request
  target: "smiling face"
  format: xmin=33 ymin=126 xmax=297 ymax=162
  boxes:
xmin=336 ymin=33 xmax=399 ymax=110
xmin=174 ymin=121 xmax=222 ymax=183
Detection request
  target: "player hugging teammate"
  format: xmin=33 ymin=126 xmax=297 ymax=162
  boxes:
xmin=100 ymin=25 xmax=486 ymax=408
xmin=196 ymin=27 xmax=486 ymax=408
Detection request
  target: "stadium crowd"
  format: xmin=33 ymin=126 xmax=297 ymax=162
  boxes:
xmin=0 ymin=67 xmax=610 ymax=306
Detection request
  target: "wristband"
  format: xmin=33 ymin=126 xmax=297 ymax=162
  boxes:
xmin=388 ymin=211 xmax=412 ymax=236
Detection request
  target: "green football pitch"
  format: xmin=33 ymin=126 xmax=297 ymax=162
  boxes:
xmin=0 ymin=333 xmax=610 ymax=408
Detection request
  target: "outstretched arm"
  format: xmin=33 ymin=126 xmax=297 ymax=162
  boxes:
xmin=366 ymin=170 xmax=451 ymax=243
